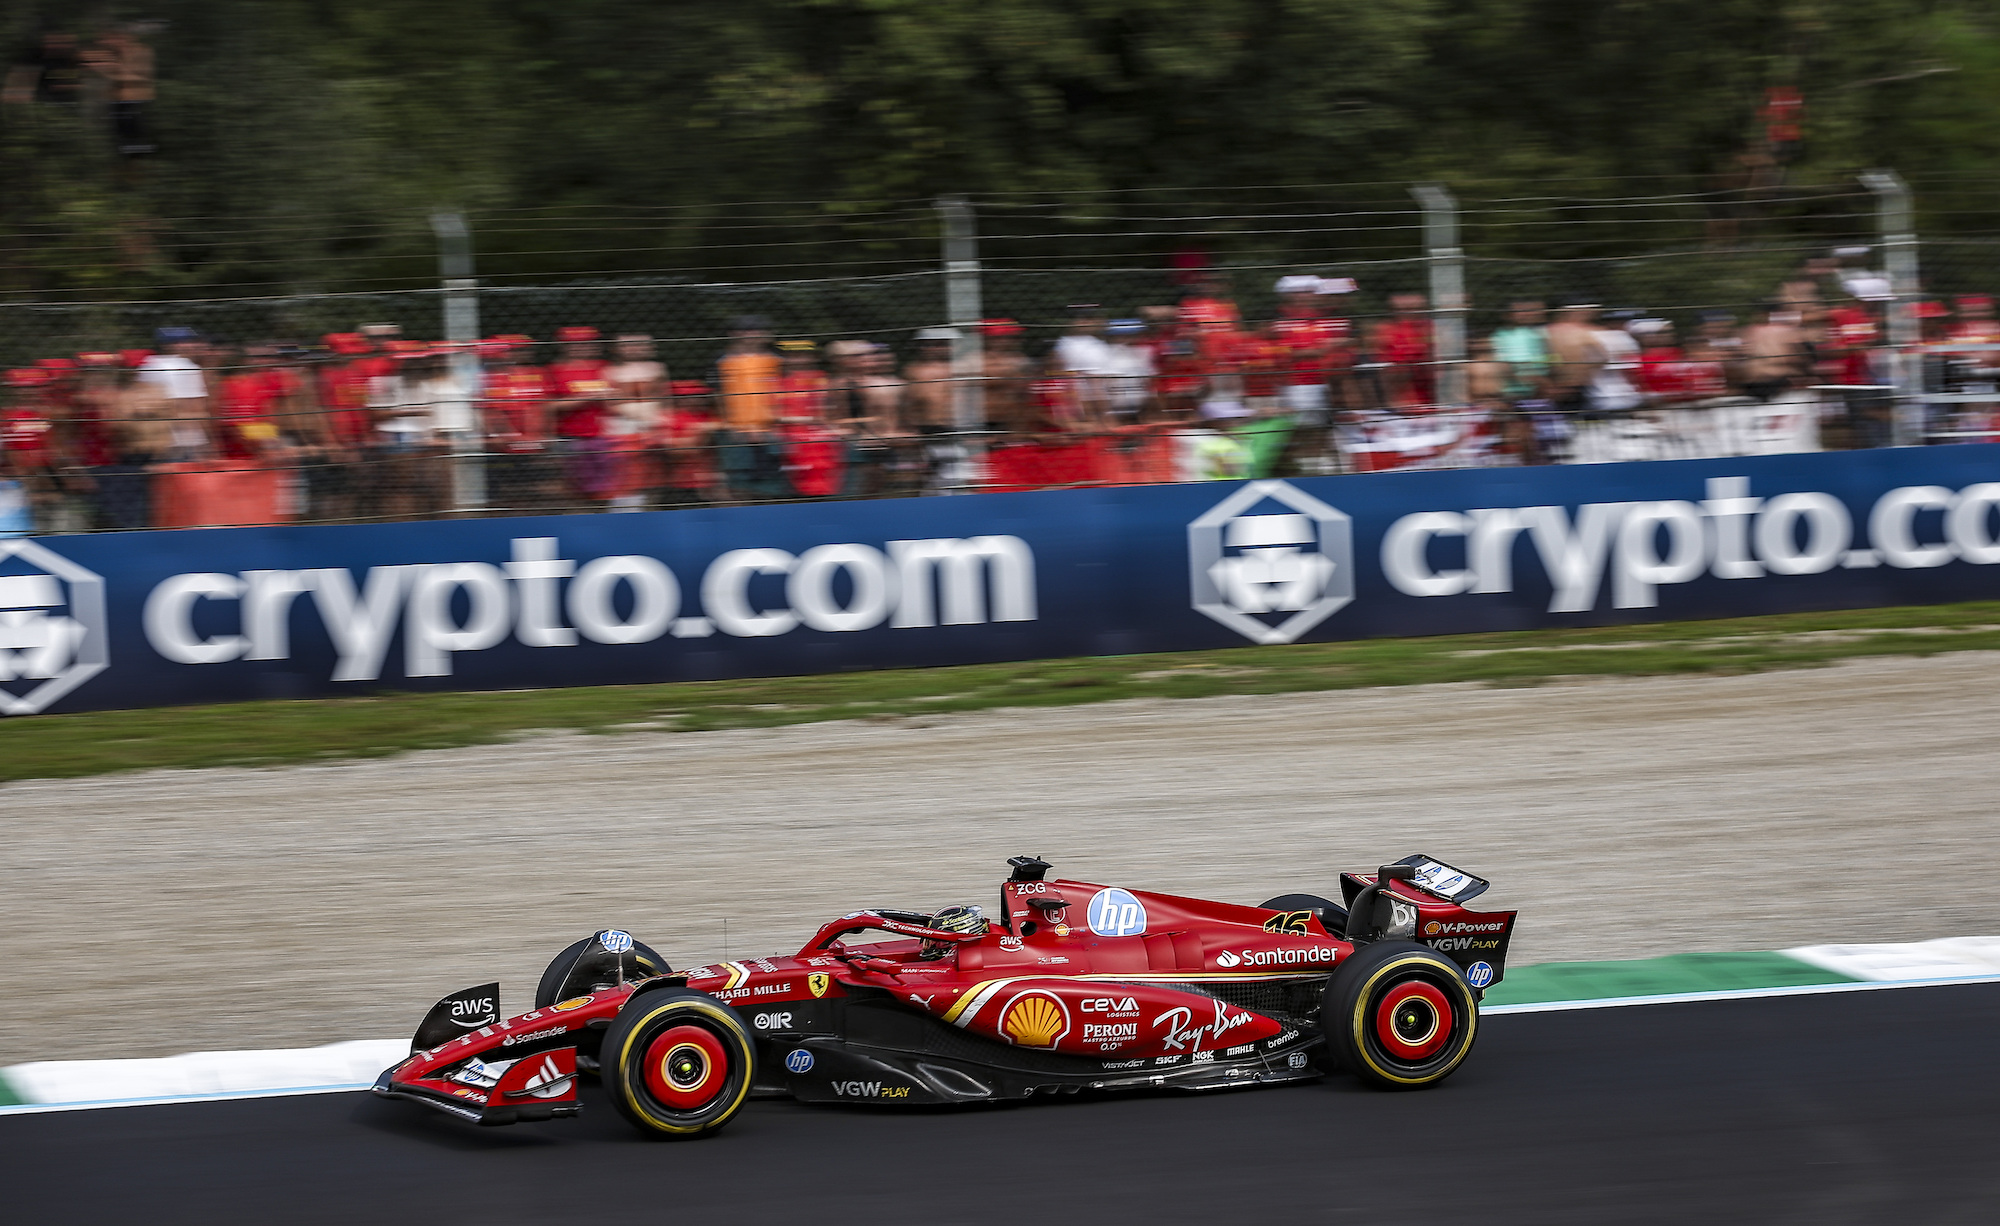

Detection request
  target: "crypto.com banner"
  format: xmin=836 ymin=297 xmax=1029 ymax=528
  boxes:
xmin=3 ymin=445 xmax=1998 ymax=716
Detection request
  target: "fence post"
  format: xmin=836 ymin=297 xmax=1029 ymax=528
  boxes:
xmin=430 ymin=210 xmax=486 ymax=511
xmin=1860 ymin=170 xmax=1920 ymax=445
xmin=1411 ymin=183 xmax=1467 ymax=409
xmin=937 ymin=194 xmax=984 ymax=490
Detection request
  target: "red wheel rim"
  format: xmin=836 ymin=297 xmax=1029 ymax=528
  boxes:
xmin=643 ymin=1024 xmax=729 ymax=1108
xmin=1375 ymin=981 xmax=1454 ymax=1060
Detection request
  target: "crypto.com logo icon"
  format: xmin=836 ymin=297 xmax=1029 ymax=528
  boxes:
xmin=1188 ymin=480 xmax=1353 ymax=645
xmin=0 ymin=538 xmax=108 ymax=715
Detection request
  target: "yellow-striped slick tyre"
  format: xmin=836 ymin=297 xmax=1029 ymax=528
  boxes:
xmin=604 ymin=986 xmax=757 ymax=1138
xmin=1325 ymin=940 xmax=1479 ymax=1090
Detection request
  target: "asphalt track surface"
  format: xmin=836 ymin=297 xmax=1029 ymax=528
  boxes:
xmin=10 ymin=983 xmax=1998 ymax=1224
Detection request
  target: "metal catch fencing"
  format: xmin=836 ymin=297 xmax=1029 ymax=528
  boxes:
xmin=3 ymin=178 xmax=1998 ymax=535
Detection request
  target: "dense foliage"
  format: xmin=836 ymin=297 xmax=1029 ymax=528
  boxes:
xmin=5 ymin=0 xmax=1999 ymax=295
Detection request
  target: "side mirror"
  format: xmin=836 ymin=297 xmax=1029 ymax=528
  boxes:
xmin=1008 ymin=855 xmax=1052 ymax=883
xmin=1378 ymin=864 xmax=1417 ymax=881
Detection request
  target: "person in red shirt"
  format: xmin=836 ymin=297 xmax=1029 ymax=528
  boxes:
xmin=68 ymin=352 xmax=120 ymax=470
xmin=2 ymin=367 xmax=60 ymax=532
xmin=1026 ymin=355 xmax=1083 ymax=432
xmin=1942 ymin=295 xmax=2000 ymax=442
xmin=543 ymin=325 xmax=615 ymax=507
xmin=658 ymin=379 xmax=722 ymax=504
xmin=307 ymin=332 xmax=385 ymax=520
xmin=1240 ymin=326 xmax=1288 ymax=416
xmin=1823 ymin=295 xmax=1883 ymax=389
xmin=479 ymin=336 xmax=553 ymax=512
xmin=1269 ymin=276 xmax=1355 ymax=426
xmin=1178 ymin=273 xmax=1241 ymax=333
xmin=774 ymin=340 xmax=829 ymax=423
xmin=1948 ymin=294 xmax=2000 ymax=345
xmin=215 ymin=344 xmax=304 ymax=463
xmin=1144 ymin=305 xmax=1203 ymax=420
xmin=1375 ymin=292 xmax=1435 ymax=409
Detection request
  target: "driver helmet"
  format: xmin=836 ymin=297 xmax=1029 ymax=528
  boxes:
xmin=922 ymin=904 xmax=988 ymax=958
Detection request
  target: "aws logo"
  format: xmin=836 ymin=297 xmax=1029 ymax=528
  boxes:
xmin=999 ymin=990 xmax=1071 ymax=1048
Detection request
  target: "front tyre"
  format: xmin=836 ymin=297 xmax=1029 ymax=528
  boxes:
xmin=1326 ymin=940 xmax=1478 ymax=1089
xmin=603 ymin=987 xmax=756 ymax=1139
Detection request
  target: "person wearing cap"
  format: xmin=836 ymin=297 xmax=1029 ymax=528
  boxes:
xmin=1375 ymin=292 xmax=1436 ymax=410
xmin=481 ymin=336 xmax=558 ymax=512
xmin=902 ymin=328 xmax=958 ymax=432
xmin=818 ymin=340 xmax=896 ymax=493
xmin=600 ymin=334 xmax=669 ymax=511
xmin=858 ymin=343 xmax=910 ymax=436
xmin=66 ymin=353 xmax=130 ymax=527
xmin=776 ymin=341 xmax=856 ymax=499
xmin=137 ymin=326 xmax=213 ymax=461
xmin=307 ymin=333 xmax=379 ymax=520
xmin=1824 ymin=284 xmax=1890 ymax=448
xmin=712 ymin=316 xmax=786 ymax=499
xmin=216 ymin=343 xmax=307 ymax=465
xmin=716 ymin=316 xmax=779 ymax=436
xmin=545 ymin=326 xmax=617 ymax=508
xmin=1101 ymin=319 xmax=1157 ymax=424
xmin=1271 ymin=276 xmax=1353 ymax=433
xmin=818 ymin=340 xmax=900 ymax=435
xmin=1179 ymin=273 xmax=1241 ymax=332
xmin=363 ymin=343 xmax=449 ymax=518
xmin=976 ymin=319 xmax=1033 ymax=435
xmin=775 ymin=339 xmax=830 ymax=424
xmin=657 ymin=380 xmax=723 ymax=505
xmin=1143 ymin=305 xmax=1204 ymax=420
xmin=1053 ymin=305 xmax=1114 ymax=423
xmin=1590 ymin=311 xmax=1645 ymax=414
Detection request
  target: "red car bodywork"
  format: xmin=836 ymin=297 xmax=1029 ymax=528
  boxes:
xmin=376 ymin=858 xmax=1516 ymax=1126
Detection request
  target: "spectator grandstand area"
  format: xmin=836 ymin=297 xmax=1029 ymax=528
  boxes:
xmin=4 ymin=181 xmax=1997 ymax=535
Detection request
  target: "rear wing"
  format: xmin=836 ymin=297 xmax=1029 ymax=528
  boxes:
xmin=1392 ymin=854 xmax=1490 ymax=904
xmin=1339 ymin=854 xmax=1490 ymax=912
xmin=1340 ymin=855 xmax=1514 ymax=994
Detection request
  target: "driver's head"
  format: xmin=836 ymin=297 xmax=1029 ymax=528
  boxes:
xmin=922 ymin=904 xmax=988 ymax=959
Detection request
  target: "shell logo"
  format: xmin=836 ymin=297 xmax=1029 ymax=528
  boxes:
xmin=999 ymin=991 xmax=1071 ymax=1048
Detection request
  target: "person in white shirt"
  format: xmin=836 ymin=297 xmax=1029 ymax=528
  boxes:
xmin=135 ymin=325 xmax=211 ymax=460
xmin=1100 ymin=319 xmax=1157 ymax=423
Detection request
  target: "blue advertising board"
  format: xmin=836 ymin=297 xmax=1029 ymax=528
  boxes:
xmin=3 ymin=446 xmax=1998 ymax=716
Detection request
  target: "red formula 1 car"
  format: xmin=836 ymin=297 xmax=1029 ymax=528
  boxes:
xmin=374 ymin=854 xmax=1516 ymax=1138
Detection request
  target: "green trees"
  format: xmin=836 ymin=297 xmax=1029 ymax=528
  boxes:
xmin=3 ymin=0 xmax=1997 ymax=295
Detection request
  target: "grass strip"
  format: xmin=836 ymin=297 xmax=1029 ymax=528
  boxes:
xmin=5 ymin=600 xmax=2000 ymax=785
xmin=1481 ymin=951 xmax=1860 ymax=1006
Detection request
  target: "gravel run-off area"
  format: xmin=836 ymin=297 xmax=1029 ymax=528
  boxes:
xmin=6 ymin=652 xmax=2000 ymax=1063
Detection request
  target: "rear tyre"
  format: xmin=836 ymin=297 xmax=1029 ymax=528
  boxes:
xmin=535 ymin=935 xmax=672 ymax=1009
xmin=1325 ymin=939 xmax=1477 ymax=1090
xmin=603 ymin=987 xmax=757 ymax=1139
xmin=1259 ymin=893 xmax=1348 ymax=937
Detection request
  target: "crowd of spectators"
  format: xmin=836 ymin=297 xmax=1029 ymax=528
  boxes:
xmin=4 ymin=262 xmax=1999 ymax=534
